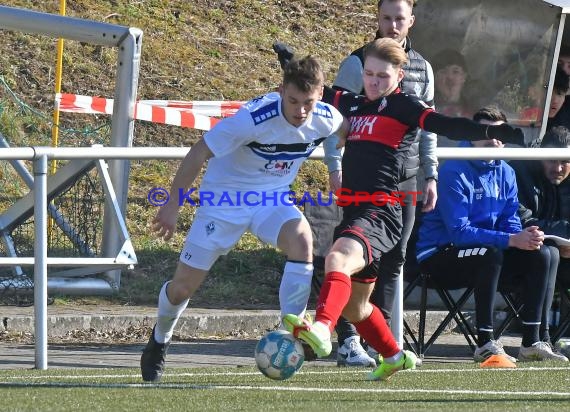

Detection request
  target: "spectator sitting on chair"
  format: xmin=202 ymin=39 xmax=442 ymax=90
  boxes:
xmin=550 ymin=48 xmax=570 ymax=130
xmin=546 ymin=68 xmax=569 ymax=131
xmin=558 ymin=45 xmax=570 ymax=77
xmin=416 ymin=106 xmax=568 ymax=363
xmin=511 ymin=126 xmax=570 ymax=350
xmin=433 ymin=48 xmax=474 ymax=150
xmin=433 ymin=48 xmax=472 ymax=118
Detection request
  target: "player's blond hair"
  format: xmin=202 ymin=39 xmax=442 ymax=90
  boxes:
xmin=363 ymin=38 xmax=408 ymax=68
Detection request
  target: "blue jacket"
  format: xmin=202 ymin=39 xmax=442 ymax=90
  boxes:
xmin=416 ymin=142 xmax=522 ymax=262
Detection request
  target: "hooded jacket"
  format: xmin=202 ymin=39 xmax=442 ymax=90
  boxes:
xmin=416 ymin=142 xmax=521 ymax=262
xmin=511 ymin=159 xmax=570 ymax=238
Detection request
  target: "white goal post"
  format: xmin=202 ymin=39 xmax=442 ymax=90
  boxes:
xmin=0 ymin=5 xmax=143 ymax=296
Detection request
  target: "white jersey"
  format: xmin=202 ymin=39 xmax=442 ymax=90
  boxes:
xmin=200 ymin=92 xmax=344 ymax=206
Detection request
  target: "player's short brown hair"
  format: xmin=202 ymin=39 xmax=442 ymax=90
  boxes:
xmin=473 ymin=106 xmax=507 ymax=123
xmin=554 ymin=67 xmax=570 ymax=95
xmin=283 ymin=55 xmax=324 ymax=92
xmin=363 ymin=38 xmax=408 ymax=68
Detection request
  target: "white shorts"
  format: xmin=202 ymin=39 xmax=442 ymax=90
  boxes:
xmin=180 ymin=204 xmax=305 ymax=270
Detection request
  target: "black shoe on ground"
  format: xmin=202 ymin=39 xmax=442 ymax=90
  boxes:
xmin=140 ymin=326 xmax=170 ymax=382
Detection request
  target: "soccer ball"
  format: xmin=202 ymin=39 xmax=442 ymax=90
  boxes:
xmin=254 ymin=330 xmax=305 ymax=380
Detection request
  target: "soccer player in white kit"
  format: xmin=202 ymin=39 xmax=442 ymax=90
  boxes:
xmin=140 ymin=55 xmax=348 ymax=382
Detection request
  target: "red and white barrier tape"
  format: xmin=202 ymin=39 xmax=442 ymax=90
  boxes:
xmin=55 ymin=93 xmax=244 ymax=131
xmin=140 ymin=99 xmax=243 ymax=117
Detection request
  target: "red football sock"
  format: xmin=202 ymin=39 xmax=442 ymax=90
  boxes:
xmin=315 ymin=271 xmax=352 ymax=332
xmin=354 ymin=304 xmax=400 ymax=358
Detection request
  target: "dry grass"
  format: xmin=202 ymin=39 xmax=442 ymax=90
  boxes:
xmin=0 ymin=0 xmax=376 ymax=307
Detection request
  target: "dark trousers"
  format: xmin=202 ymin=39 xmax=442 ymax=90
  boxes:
xmin=542 ymin=246 xmax=559 ymax=336
xmin=335 ymin=176 xmax=418 ymax=344
xmin=419 ymin=245 xmax=557 ymax=335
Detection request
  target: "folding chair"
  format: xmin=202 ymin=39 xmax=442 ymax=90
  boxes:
xmin=399 ymin=216 xmax=479 ymax=356
xmin=403 ymin=267 xmax=524 ymax=358
xmin=402 ymin=268 xmax=477 ymax=358
xmin=493 ymin=288 xmax=524 ymax=339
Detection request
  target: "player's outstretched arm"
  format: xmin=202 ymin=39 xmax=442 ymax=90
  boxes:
xmin=423 ymin=112 xmax=525 ymax=146
xmin=272 ymin=42 xmax=356 ymax=109
xmin=152 ymin=138 xmax=213 ymax=240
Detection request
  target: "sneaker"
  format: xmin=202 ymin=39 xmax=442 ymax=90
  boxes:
xmin=300 ymin=314 xmax=317 ymax=361
xmin=542 ymin=340 xmax=569 ymax=359
xmin=368 ymin=350 xmax=417 ymax=381
xmin=282 ymin=314 xmax=332 ymax=358
xmin=337 ymin=336 xmax=377 ymax=367
xmin=370 ymin=348 xmax=423 ymax=368
xmin=140 ymin=326 xmax=170 ymax=382
xmin=367 ymin=346 xmax=380 ymax=362
xmin=473 ymin=340 xmax=517 ymax=363
xmin=518 ymin=341 xmax=570 ymax=362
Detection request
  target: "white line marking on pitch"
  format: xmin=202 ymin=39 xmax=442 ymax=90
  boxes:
xmin=0 ymin=381 xmax=569 ymax=397
xmin=2 ymin=366 xmax=569 ymax=380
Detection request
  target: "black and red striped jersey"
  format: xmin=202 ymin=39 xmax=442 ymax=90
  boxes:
xmin=323 ymin=87 xmax=434 ymax=196
xmin=322 ymin=86 xmax=524 ymax=199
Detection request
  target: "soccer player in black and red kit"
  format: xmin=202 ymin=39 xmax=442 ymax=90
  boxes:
xmin=275 ymin=38 xmax=525 ymax=381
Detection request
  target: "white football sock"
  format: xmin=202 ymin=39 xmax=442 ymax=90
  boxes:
xmin=385 ymin=350 xmax=403 ymax=364
xmin=154 ymin=281 xmax=189 ymax=344
xmin=279 ymin=261 xmax=313 ymax=322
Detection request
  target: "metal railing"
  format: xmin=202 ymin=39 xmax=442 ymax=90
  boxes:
xmin=2 ymin=145 xmax=570 ymax=368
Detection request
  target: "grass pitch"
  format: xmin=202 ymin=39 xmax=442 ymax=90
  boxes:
xmin=1 ymin=363 xmax=569 ymax=411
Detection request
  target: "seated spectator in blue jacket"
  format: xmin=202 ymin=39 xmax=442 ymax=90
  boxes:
xmin=511 ymin=126 xmax=570 ymax=345
xmin=416 ymin=106 xmax=568 ymax=363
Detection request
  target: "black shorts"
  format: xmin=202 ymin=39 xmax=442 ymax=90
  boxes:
xmin=333 ymin=203 xmax=402 ymax=282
